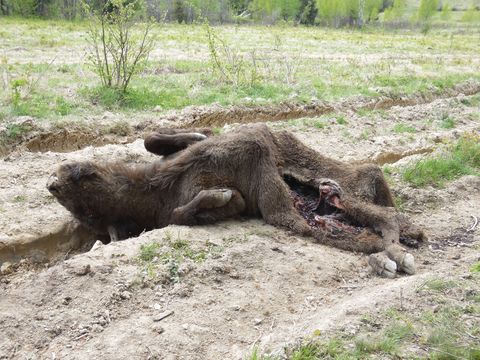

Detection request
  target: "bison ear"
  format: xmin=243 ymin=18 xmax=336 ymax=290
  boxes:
xmin=67 ymin=162 xmax=98 ymax=182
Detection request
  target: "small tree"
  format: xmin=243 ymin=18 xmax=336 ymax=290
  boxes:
xmin=417 ymin=0 xmax=438 ymax=33
xmin=297 ymin=0 xmax=318 ymax=24
xmin=83 ymin=0 xmax=154 ymax=93
xmin=440 ymin=2 xmax=451 ymax=21
xmin=417 ymin=0 xmax=438 ymax=22
xmin=204 ymin=21 xmax=262 ymax=87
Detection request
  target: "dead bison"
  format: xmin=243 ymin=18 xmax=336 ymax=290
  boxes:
xmin=47 ymin=124 xmax=424 ymax=278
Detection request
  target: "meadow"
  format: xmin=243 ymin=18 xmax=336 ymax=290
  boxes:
xmin=1 ymin=16 xmax=480 ymax=124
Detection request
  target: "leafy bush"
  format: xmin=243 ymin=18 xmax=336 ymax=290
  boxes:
xmin=83 ymin=0 xmax=155 ymax=92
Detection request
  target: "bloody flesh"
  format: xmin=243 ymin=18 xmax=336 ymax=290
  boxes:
xmin=284 ymin=176 xmax=363 ymax=235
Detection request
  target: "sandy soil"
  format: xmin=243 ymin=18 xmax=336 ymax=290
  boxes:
xmin=0 ymin=90 xmax=479 ymax=359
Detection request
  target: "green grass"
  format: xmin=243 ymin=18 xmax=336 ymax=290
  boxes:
xmin=168 ymin=237 xmax=207 ymax=263
xmin=12 ymin=93 xmax=51 ymax=118
xmin=137 ymin=233 xmax=220 ymax=283
xmin=81 ymin=85 xmax=189 ymax=111
xmin=138 ymin=242 xmax=161 ymax=262
xmin=246 ymin=348 xmax=276 ymax=360
xmin=4 ymin=124 xmax=30 ymax=139
xmin=12 ymin=195 xmax=27 ymax=203
xmin=418 ymin=278 xmax=458 ymax=292
xmin=289 ymin=342 xmax=324 ymax=360
xmin=460 ymin=94 xmax=480 ymax=107
xmin=54 ymin=96 xmax=75 ymax=116
xmin=335 ymin=114 xmax=347 ymax=125
xmin=359 ymin=129 xmax=373 ymax=140
xmin=421 ymin=306 xmax=480 ymax=360
xmin=81 ymin=82 xmax=294 ymax=111
xmin=439 ymin=114 xmax=456 ymax=129
xmin=212 ymin=127 xmax=224 ymax=135
xmin=284 ymin=117 xmax=329 ymax=130
xmin=393 ymin=123 xmax=417 ymax=134
xmin=7 ymin=91 xmax=76 ymax=119
xmin=255 ymin=321 xmax=413 ymax=360
xmin=471 ymin=262 xmax=480 ymax=273
xmin=305 ymin=119 xmax=327 ymax=129
xmin=402 ymin=134 xmax=480 ymax=187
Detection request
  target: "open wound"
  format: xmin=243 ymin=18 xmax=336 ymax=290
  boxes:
xmin=284 ymin=175 xmax=363 ymax=235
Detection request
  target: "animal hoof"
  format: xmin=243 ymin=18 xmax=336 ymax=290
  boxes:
xmin=368 ymin=253 xmax=397 ymax=278
xmin=400 ymin=253 xmax=415 ymax=275
xmin=212 ymin=189 xmax=233 ymax=207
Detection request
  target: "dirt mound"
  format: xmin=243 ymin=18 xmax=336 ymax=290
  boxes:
xmin=25 ymin=129 xmax=118 ymax=153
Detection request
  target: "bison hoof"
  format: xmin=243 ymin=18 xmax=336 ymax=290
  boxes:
xmin=399 ymin=253 xmax=415 ymax=275
xmin=211 ymin=189 xmax=233 ymax=207
xmin=368 ymin=252 xmax=397 ymax=279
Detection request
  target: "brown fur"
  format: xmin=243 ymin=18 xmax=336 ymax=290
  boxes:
xmin=48 ymin=124 xmax=424 ymax=276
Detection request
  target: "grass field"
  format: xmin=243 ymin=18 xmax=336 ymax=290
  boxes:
xmin=1 ymin=17 xmax=480 ymax=123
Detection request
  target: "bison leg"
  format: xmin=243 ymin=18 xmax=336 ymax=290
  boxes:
xmin=337 ymin=193 xmax=416 ymax=275
xmin=107 ymin=219 xmax=143 ymax=242
xmin=144 ymin=132 xmax=209 ymax=157
xmin=368 ymin=252 xmax=398 ymax=278
xmin=275 ymin=131 xmax=394 ymax=206
xmin=107 ymin=225 xmax=119 ymax=242
xmin=171 ymin=188 xmax=245 ymax=225
xmin=314 ymin=178 xmax=415 ymax=276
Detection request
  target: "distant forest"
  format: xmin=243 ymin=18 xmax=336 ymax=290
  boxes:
xmin=0 ymin=0 xmax=462 ymax=26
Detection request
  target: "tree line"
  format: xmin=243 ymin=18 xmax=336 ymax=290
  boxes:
xmin=0 ymin=0 xmax=468 ymax=27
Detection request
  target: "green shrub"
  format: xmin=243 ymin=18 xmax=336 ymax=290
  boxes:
xmin=439 ymin=116 xmax=455 ymax=129
xmin=205 ymin=21 xmax=262 ymax=87
xmin=55 ymin=96 xmax=75 ymax=115
xmin=83 ymin=0 xmax=154 ymax=92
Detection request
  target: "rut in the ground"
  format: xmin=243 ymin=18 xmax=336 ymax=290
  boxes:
xmin=1 ymin=80 xmax=479 ymax=156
